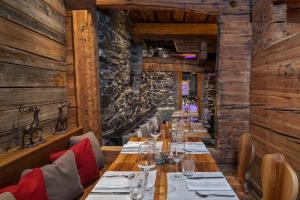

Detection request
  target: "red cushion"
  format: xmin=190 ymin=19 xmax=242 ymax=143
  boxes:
xmin=49 ymin=138 xmax=99 ymax=186
xmin=0 ymin=168 xmax=48 ymax=200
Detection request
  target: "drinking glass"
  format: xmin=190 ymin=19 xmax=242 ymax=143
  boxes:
xmin=128 ymin=173 xmax=145 ymax=200
xmin=137 ymin=143 xmax=156 ymax=191
xmin=173 ymin=148 xmax=185 ymax=181
xmin=182 ymin=159 xmax=195 ymax=177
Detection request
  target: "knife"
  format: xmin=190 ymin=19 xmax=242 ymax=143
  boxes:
xmin=187 ymin=176 xmax=224 ymax=179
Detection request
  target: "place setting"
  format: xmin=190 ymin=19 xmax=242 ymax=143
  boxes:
xmin=87 ymin=140 xmax=158 ymax=200
xmin=167 ymin=155 xmax=238 ymax=200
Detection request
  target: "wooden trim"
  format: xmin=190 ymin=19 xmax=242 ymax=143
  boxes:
xmin=0 ymin=127 xmax=83 ymax=187
xmin=133 ymin=23 xmax=218 ymax=37
xmin=197 ymin=73 xmax=204 ymax=119
xmin=178 ymin=72 xmax=183 ymax=110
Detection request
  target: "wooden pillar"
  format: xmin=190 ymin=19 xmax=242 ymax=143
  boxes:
xmin=177 ymin=72 xmax=183 ymax=110
xmin=197 ymin=73 xmax=204 ymax=119
xmin=216 ymin=14 xmax=252 ymax=163
xmin=72 ymin=10 xmax=101 ymax=141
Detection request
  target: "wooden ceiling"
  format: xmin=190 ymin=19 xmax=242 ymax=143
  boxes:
xmin=129 ymin=10 xmax=217 ymax=55
xmin=129 ymin=10 xmax=217 ymax=23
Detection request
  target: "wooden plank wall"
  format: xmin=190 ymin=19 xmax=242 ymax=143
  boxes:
xmin=0 ymin=0 xmax=71 ymax=153
xmin=216 ymin=12 xmax=252 ymax=163
xmin=251 ymin=0 xmax=300 ymax=196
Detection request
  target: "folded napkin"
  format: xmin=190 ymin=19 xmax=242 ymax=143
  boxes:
xmin=186 ymin=172 xmax=232 ymax=191
xmin=93 ymin=171 xmax=157 ymax=193
xmin=167 ymin=173 xmax=238 ymax=200
xmin=122 ymin=142 xmax=163 ymax=154
xmin=184 ymin=142 xmax=207 ymax=152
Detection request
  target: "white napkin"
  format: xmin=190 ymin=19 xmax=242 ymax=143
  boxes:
xmin=184 ymin=142 xmax=207 ymax=151
xmin=186 ymin=172 xmax=232 ymax=191
xmin=122 ymin=142 xmax=163 ymax=154
xmin=167 ymin=173 xmax=238 ymax=200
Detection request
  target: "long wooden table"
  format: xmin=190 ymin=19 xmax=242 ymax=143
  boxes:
xmin=105 ymin=137 xmax=219 ymax=200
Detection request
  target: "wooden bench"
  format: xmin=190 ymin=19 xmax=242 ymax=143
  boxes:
xmin=0 ymin=127 xmax=122 ymax=200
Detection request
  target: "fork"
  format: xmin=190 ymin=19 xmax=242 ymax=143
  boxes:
xmin=195 ymin=192 xmax=235 ymax=198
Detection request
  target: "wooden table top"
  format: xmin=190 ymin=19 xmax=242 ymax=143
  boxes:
xmin=106 ymin=137 xmax=219 ymax=200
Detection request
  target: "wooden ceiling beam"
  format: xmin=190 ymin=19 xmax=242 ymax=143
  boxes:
xmin=95 ymin=0 xmax=250 ymax=15
xmin=132 ymin=23 xmax=217 ymax=38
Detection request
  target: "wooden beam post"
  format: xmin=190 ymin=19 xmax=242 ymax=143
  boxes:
xmin=197 ymin=73 xmax=204 ymax=119
xmin=72 ymin=10 xmax=102 ymax=141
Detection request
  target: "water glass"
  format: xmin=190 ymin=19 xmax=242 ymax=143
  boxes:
xmin=129 ymin=173 xmax=145 ymax=200
xmin=182 ymin=159 xmax=195 ymax=176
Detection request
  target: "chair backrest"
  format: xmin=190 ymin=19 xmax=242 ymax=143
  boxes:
xmin=261 ymin=153 xmax=298 ymax=200
xmin=236 ymin=133 xmax=255 ymax=192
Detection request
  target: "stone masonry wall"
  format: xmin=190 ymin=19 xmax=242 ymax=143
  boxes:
xmin=96 ymin=10 xmax=178 ymax=143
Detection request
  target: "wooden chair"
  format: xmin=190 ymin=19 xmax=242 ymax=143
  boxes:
xmin=261 ymin=153 xmax=298 ymax=200
xmin=226 ymin=133 xmax=255 ymax=199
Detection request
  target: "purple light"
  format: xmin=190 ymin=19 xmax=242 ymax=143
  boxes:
xmin=184 ymin=55 xmax=197 ymax=59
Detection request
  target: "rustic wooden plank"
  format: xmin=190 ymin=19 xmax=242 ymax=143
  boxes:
xmin=251 ymin=107 xmax=300 ymax=139
xmin=0 ymin=1 xmax=65 ymax=44
xmin=0 ymin=88 xmax=67 ymax=111
xmin=2 ymin=0 xmax=66 ymax=34
xmin=172 ymin=10 xmax=184 ymax=22
xmin=155 ymin=10 xmax=171 ymax=23
xmin=0 ymin=62 xmax=66 ymax=88
xmin=0 ymin=18 xmax=66 ymax=62
xmin=0 ymin=45 xmax=66 ymax=72
xmin=44 ymin=0 xmax=66 ymax=16
xmin=95 ymin=0 xmax=251 ymax=15
xmin=133 ymin=23 xmax=218 ymax=37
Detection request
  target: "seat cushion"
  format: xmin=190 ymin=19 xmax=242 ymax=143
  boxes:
xmin=49 ymin=139 xmax=99 ymax=186
xmin=0 ymin=169 xmax=48 ymax=200
xmin=70 ymin=131 xmax=104 ymax=169
xmin=0 ymin=192 xmax=16 ymax=200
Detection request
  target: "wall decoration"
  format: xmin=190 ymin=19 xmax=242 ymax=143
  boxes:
xmin=19 ymin=105 xmax=45 ymax=148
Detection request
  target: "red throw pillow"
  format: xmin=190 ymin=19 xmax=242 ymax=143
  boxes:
xmin=49 ymin=138 xmax=99 ymax=186
xmin=0 ymin=168 xmax=48 ymax=200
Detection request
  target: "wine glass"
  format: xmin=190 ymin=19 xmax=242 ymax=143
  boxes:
xmin=137 ymin=143 xmax=156 ymax=192
xmin=173 ymin=148 xmax=185 ymax=181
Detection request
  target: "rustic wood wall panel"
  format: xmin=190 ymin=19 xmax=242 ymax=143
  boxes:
xmin=71 ymin=10 xmax=102 ymax=141
xmin=216 ymin=13 xmax=252 ymax=163
xmin=66 ymin=12 xmax=79 ymax=129
xmin=0 ymin=0 xmax=68 ymax=153
xmin=251 ymin=0 xmax=300 ymax=197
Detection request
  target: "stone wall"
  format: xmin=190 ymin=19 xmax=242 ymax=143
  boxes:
xmin=96 ymin=10 xmax=178 ymax=143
